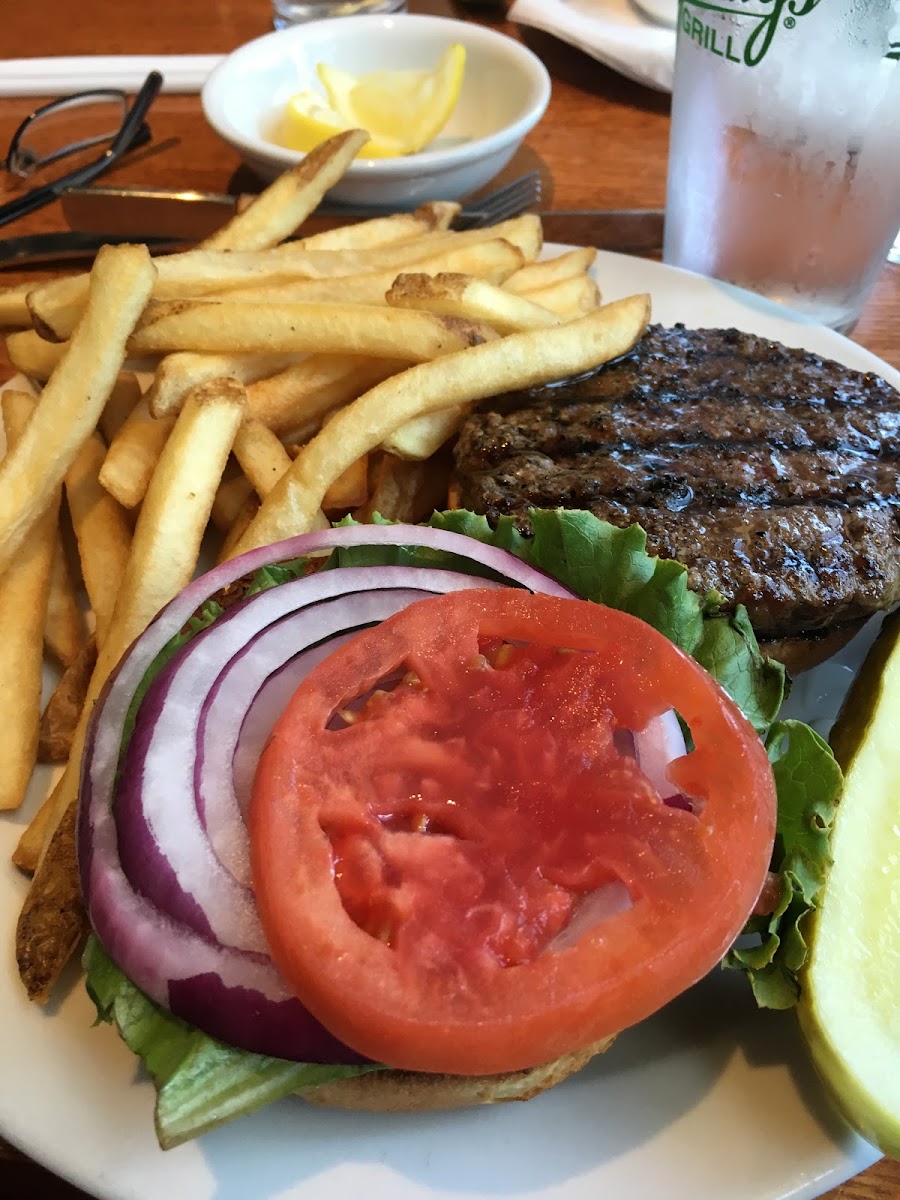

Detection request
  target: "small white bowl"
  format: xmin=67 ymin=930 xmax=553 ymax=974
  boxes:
xmin=201 ymin=13 xmax=551 ymax=207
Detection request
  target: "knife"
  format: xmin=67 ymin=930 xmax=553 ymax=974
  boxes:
xmin=0 ymin=187 xmax=664 ymax=267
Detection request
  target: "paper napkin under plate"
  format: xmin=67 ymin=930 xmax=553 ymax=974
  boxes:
xmin=0 ymin=55 xmax=224 ymax=97
xmin=509 ymin=0 xmax=676 ymax=93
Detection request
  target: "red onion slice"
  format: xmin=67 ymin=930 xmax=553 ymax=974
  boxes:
xmin=79 ymin=525 xmax=575 ymax=1061
xmin=118 ymin=571 xmax=497 ymax=949
xmin=229 ymin=634 xmax=355 ymax=839
xmin=633 ymin=709 xmax=688 ymax=800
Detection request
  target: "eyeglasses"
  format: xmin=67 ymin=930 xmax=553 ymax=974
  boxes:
xmin=0 ymin=70 xmax=162 ymax=229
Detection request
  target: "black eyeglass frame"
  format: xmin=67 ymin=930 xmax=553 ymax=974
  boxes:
xmin=0 ymin=70 xmax=162 ymax=230
xmin=4 ymin=88 xmax=150 ymax=179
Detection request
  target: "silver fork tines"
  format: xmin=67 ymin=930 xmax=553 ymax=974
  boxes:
xmin=455 ymin=170 xmax=543 ymax=229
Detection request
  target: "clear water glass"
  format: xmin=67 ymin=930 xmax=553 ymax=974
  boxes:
xmin=272 ymin=0 xmax=406 ymax=30
xmin=664 ymin=1 xmax=900 ymax=333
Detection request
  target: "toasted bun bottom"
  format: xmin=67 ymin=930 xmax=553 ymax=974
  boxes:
xmin=760 ymin=618 xmax=866 ymax=675
xmin=299 ymin=1036 xmax=617 ymax=1112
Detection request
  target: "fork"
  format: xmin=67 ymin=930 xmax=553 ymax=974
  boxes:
xmin=453 ymin=170 xmax=543 ymax=229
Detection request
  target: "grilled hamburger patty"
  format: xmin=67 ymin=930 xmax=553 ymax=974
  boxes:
xmin=453 ymin=324 xmax=900 ymax=645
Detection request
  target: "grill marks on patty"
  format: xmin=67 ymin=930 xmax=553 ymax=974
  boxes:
xmin=453 ymin=324 xmax=900 ymax=642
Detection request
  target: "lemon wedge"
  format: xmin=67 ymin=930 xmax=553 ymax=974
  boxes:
xmin=317 ymin=44 xmax=466 ymax=156
xmin=797 ymin=608 xmax=900 ymax=1157
xmin=280 ymin=90 xmax=404 ymax=159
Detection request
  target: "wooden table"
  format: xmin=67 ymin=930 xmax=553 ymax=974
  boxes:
xmin=1 ymin=1 xmax=898 ymax=1196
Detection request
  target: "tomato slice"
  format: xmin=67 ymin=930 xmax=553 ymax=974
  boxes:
xmin=250 ymin=588 xmax=776 ymax=1076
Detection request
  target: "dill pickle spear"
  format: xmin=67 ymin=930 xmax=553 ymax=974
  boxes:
xmin=798 ymin=608 xmax=900 ymax=1157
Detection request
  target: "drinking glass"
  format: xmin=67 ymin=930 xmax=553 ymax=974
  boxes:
xmin=664 ymin=0 xmax=900 ymax=332
xmin=272 ymin=0 xmax=406 ymax=30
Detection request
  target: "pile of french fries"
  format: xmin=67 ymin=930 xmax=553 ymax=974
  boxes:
xmin=0 ymin=126 xmax=650 ymax=1004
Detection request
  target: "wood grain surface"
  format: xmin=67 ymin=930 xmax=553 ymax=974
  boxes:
xmin=0 ymin=0 xmax=898 ymax=1196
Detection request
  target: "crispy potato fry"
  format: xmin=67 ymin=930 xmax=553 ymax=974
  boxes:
xmin=16 ymin=375 xmax=246 ymax=1000
xmin=0 ymin=391 xmax=58 ymax=811
xmin=387 ymin=271 xmax=561 ymax=334
xmin=218 ymin=493 xmax=260 ymax=563
xmin=522 ymin=273 xmax=602 ymax=319
xmin=234 ymin=295 xmax=651 ymax=553
xmin=503 ymin=247 xmax=597 ymax=294
xmin=202 ymin=129 xmax=368 ymax=251
xmin=381 ymin=274 xmax=600 ymax=462
xmin=233 ymin=418 xmax=293 ymax=497
xmin=98 ymin=375 xmax=246 ymax=656
xmin=99 ymin=399 xmax=177 ymax=510
xmin=30 ymin=230 xmax=500 ymax=342
xmin=129 ymin=300 xmax=496 ymax=361
xmin=380 ymin=408 xmax=466 ymax=462
xmin=355 ymin=453 xmax=449 ymax=524
xmin=0 ymin=281 xmax=33 ymax=328
xmin=212 ymin=472 xmax=255 ymax=531
xmin=65 ymin=432 xmax=133 ymax=644
xmin=322 ymin=453 xmax=369 ymax=513
xmin=409 ymin=200 xmax=460 ymax=232
xmin=13 ymin=773 xmax=63 ymax=873
xmin=282 ymin=201 xmax=458 ymax=252
xmin=5 ymin=328 xmax=67 ymax=381
xmin=38 ymin=635 xmax=97 ymax=763
xmin=15 ymin=800 xmax=88 ymax=1002
xmin=0 ymin=244 xmax=155 ymax=578
xmin=344 ymin=212 xmax=539 ymax=265
xmin=44 ymin=533 xmax=85 ymax=667
xmin=146 ymin=351 xmax=305 ymax=418
xmin=245 ymin=354 xmax=403 ymax=437
xmin=97 ymin=371 xmax=142 ymax=443
xmin=203 ymin=238 xmax=525 ymax=308
xmin=381 ymin=274 xmax=600 ymax=465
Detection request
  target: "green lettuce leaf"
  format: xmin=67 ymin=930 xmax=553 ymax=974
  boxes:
xmin=83 ymin=937 xmax=382 ymax=1149
xmin=723 ymin=719 xmax=842 ymax=1007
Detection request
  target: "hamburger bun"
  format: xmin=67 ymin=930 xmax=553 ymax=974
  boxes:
xmin=760 ymin=618 xmax=866 ymax=676
xmin=300 ymin=1036 xmax=617 ymax=1112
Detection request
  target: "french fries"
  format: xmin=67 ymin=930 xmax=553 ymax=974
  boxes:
xmin=522 ymin=272 xmax=602 ymax=320
xmin=146 ymin=351 xmax=305 ymax=418
xmin=15 ymin=800 xmax=88 ymax=1004
xmin=64 ymin=432 xmax=133 ymax=644
xmin=233 ymin=296 xmax=650 ymax=553
xmin=16 ymin=376 xmax=246 ymax=1001
xmin=356 ymin=453 xmax=450 ymax=525
xmin=2 ymin=126 xmax=636 ymax=1008
xmin=97 ymin=371 xmax=143 ymax=443
xmin=128 ymin=299 xmax=496 ymax=361
xmin=0 ymin=391 xmax=58 ymax=811
xmin=39 ymin=636 xmax=97 ymax=764
xmin=503 ymin=246 xmax=597 ymax=294
xmin=0 ymin=243 xmax=155 ymax=576
xmin=44 ymin=536 xmax=85 ymax=667
xmin=233 ymin=418 xmax=293 ymax=497
xmin=0 ymin=282 xmax=33 ymax=329
xmin=6 ymin=328 xmax=67 ymax=380
xmin=202 ymin=129 xmax=368 ymax=251
xmin=279 ymin=200 xmax=458 ymax=251
xmin=244 ymin=354 xmax=403 ymax=437
xmin=386 ymin=271 xmax=561 ymax=334
xmin=99 ymin=400 xmax=177 ymax=510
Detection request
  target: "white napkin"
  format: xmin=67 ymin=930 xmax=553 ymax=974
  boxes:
xmin=509 ymin=0 xmax=676 ymax=93
xmin=0 ymin=55 xmax=225 ymax=97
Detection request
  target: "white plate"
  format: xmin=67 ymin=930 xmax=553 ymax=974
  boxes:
xmin=508 ymin=0 xmax=676 ymax=93
xmin=2 ymin=250 xmax=897 ymax=1200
